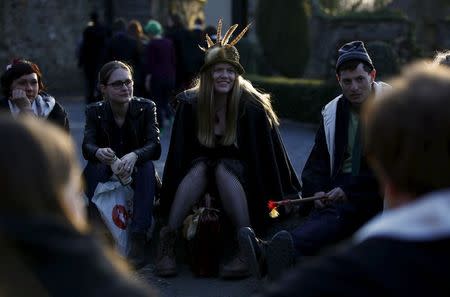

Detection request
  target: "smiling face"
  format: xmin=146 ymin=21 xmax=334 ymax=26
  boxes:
xmin=10 ymin=73 xmax=39 ymax=101
xmin=100 ymin=67 xmax=133 ymax=104
xmin=212 ymin=63 xmax=237 ymax=94
xmin=338 ymin=63 xmax=376 ymax=107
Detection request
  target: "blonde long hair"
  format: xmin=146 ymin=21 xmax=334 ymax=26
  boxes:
xmin=196 ymin=68 xmax=279 ymax=148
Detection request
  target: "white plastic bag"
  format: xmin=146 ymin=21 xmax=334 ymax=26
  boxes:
xmin=92 ymin=180 xmax=134 ymax=256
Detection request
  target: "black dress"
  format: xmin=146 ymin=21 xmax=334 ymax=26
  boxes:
xmin=160 ymin=90 xmax=301 ymax=233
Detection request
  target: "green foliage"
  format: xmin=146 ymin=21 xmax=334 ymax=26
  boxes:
xmin=256 ymin=0 xmax=310 ymax=77
xmin=236 ymin=39 xmax=266 ymax=75
xmin=319 ymin=0 xmax=339 ymax=14
xmin=330 ymin=8 xmax=407 ymax=21
xmin=319 ymin=0 xmax=393 ymax=13
xmin=247 ymin=75 xmax=340 ymax=123
xmin=366 ymin=41 xmax=400 ymax=79
xmin=317 ymin=0 xmax=406 ymax=20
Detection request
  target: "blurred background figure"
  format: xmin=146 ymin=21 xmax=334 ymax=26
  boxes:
xmin=184 ymin=18 xmax=207 ymax=87
xmin=78 ymin=11 xmax=108 ymax=104
xmin=183 ymin=17 xmax=205 ymax=88
xmin=144 ymin=19 xmax=176 ymax=129
xmin=105 ymin=18 xmax=141 ymax=77
xmin=433 ymin=50 xmax=450 ymax=67
xmin=204 ymin=25 xmax=217 ymax=43
xmin=0 ymin=115 xmax=156 ymax=297
xmin=165 ymin=14 xmax=190 ymax=92
xmin=0 ymin=59 xmax=69 ymax=131
xmin=127 ymin=19 xmax=149 ymax=98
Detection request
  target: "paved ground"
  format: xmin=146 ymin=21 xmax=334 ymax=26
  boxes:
xmin=62 ymin=96 xmax=317 ymax=297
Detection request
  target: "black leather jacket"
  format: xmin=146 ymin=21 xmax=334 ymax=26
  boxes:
xmin=82 ymin=97 xmax=161 ymax=164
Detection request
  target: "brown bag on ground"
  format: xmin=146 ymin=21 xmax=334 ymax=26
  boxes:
xmin=183 ymin=193 xmax=221 ymax=277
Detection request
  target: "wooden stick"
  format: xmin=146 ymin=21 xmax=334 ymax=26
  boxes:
xmin=274 ymin=195 xmax=330 ymax=206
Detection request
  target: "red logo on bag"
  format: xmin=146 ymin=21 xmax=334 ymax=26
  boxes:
xmin=112 ymin=205 xmax=128 ymax=230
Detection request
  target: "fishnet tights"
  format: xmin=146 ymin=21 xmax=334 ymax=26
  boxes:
xmin=167 ymin=160 xmax=250 ymax=230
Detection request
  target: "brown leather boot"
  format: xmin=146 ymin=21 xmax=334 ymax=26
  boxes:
xmin=220 ymin=251 xmax=250 ymax=279
xmin=128 ymin=232 xmax=147 ymax=269
xmin=155 ymin=226 xmax=177 ymax=277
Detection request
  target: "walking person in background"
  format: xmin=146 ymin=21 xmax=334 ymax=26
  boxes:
xmin=127 ymin=19 xmax=149 ymax=97
xmin=256 ymin=62 xmax=450 ymax=297
xmin=128 ymin=19 xmax=149 ymax=47
xmin=183 ymin=18 xmax=206 ymax=87
xmin=0 ymin=115 xmax=156 ymax=297
xmin=165 ymin=14 xmax=190 ymax=92
xmin=144 ymin=20 xmax=176 ymax=129
xmin=82 ymin=60 xmax=161 ymax=269
xmin=204 ymin=25 xmax=217 ymax=43
xmin=156 ymin=20 xmax=301 ymax=278
xmin=105 ymin=18 xmax=141 ymax=74
xmin=0 ymin=58 xmax=69 ymax=131
xmin=78 ymin=11 xmax=108 ymax=104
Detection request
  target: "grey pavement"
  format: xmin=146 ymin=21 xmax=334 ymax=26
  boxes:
xmin=62 ymin=96 xmax=316 ymax=297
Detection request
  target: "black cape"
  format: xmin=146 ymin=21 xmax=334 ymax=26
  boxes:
xmin=160 ymin=90 xmax=301 ymax=233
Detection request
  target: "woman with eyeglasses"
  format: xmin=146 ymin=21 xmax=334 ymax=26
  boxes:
xmin=82 ymin=60 xmax=161 ymax=269
xmin=0 ymin=58 xmax=69 ymax=131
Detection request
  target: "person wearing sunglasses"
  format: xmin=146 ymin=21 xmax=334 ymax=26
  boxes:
xmin=82 ymin=60 xmax=161 ymax=269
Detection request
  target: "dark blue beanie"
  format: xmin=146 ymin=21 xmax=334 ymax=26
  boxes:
xmin=336 ymin=41 xmax=373 ymax=72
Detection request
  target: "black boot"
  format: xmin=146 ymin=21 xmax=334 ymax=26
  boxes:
xmin=128 ymin=232 xmax=147 ymax=269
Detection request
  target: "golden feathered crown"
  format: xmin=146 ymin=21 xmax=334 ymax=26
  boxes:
xmin=199 ymin=18 xmax=251 ymax=74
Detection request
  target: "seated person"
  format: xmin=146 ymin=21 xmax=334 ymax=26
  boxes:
xmin=255 ymin=61 xmax=450 ymax=297
xmin=0 ymin=58 xmax=69 ymax=131
xmin=157 ymin=20 xmax=301 ymax=278
xmin=82 ymin=60 xmax=161 ymax=268
xmin=0 ymin=115 xmax=155 ymax=297
xmin=241 ymin=41 xmax=388 ymax=280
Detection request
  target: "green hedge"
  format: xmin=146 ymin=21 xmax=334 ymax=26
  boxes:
xmin=326 ymin=9 xmax=408 ymax=22
xmin=256 ymin=0 xmax=310 ymax=77
xmin=247 ymin=75 xmax=340 ymax=124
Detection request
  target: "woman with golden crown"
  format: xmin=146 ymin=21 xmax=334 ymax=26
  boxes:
xmin=156 ymin=19 xmax=301 ymax=278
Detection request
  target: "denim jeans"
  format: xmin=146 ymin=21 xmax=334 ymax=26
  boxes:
xmin=291 ymin=202 xmax=358 ymax=257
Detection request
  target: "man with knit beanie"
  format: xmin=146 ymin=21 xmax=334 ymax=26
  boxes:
xmin=240 ymin=40 xmax=390 ymax=281
xmin=255 ymin=61 xmax=450 ymax=297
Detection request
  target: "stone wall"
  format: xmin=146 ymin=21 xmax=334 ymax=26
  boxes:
xmin=0 ymin=0 xmax=210 ymax=95
xmin=0 ymin=0 xmax=105 ymax=94
xmin=0 ymin=0 xmax=157 ymax=95
xmin=304 ymin=14 xmax=412 ymax=78
xmin=302 ymin=0 xmax=450 ymax=78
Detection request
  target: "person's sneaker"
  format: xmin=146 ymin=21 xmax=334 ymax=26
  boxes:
xmin=238 ymin=227 xmax=267 ymax=279
xmin=267 ymin=230 xmax=295 ymax=281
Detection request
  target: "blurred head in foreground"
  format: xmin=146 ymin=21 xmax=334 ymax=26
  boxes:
xmin=363 ymin=62 xmax=450 ymax=208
